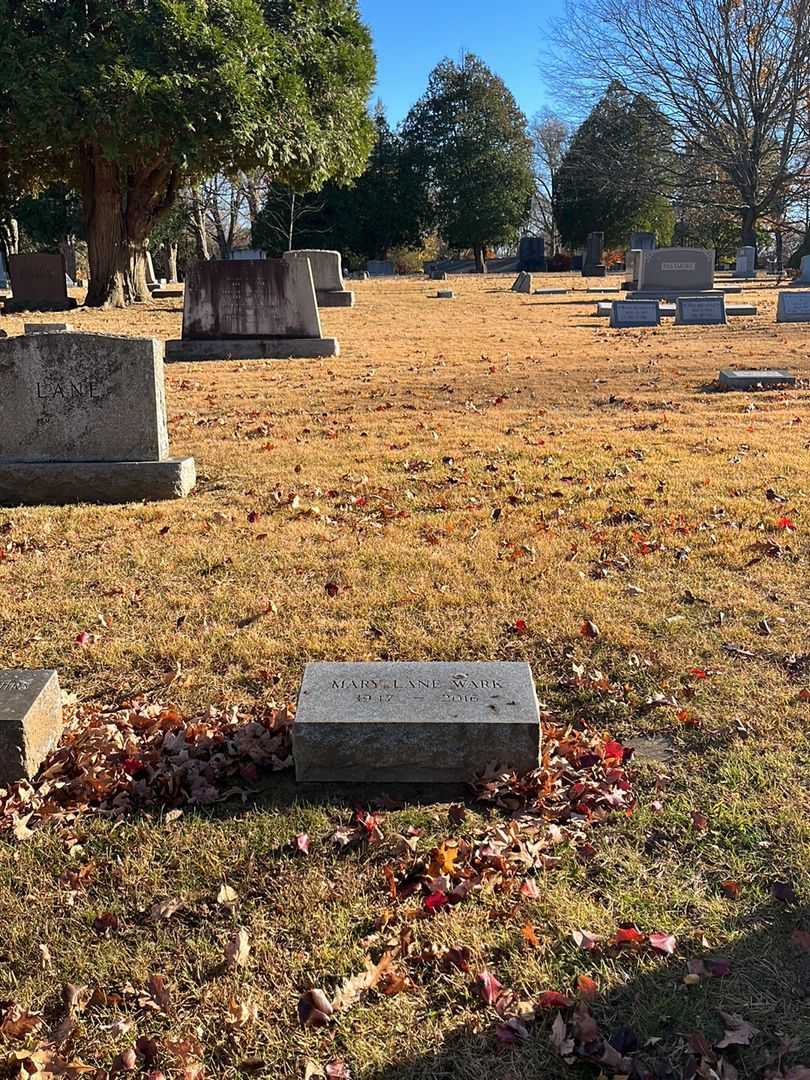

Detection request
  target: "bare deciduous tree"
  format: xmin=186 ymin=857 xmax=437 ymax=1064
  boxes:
xmin=549 ymin=0 xmax=810 ymax=247
xmin=529 ymin=110 xmax=571 ymax=254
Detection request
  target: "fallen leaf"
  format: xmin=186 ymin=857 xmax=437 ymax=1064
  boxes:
xmin=332 ymin=953 xmax=393 ymax=1012
xmin=297 ymin=989 xmax=333 ymax=1028
xmin=475 ymin=969 xmax=504 ymax=1006
xmin=649 ymin=931 xmax=677 ymax=955
xmin=716 ymin=1011 xmax=759 ymax=1049
xmin=225 ymin=928 xmax=250 ymax=969
xmin=217 ymin=884 xmax=239 ymax=907
xmin=538 ymin=990 xmax=574 ymax=1009
xmin=577 ymin=974 xmax=598 ymax=1000
xmin=572 ymin=928 xmax=599 ymax=951
xmin=522 ymin=923 xmax=541 ymax=948
xmin=580 ymin=619 xmax=600 ymax=639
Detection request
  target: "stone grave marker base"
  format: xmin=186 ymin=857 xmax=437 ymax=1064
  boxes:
xmin=0 ymin=669 xmax=63 ymax=785
xmin=165 ymin=338 xmax=339 ymax=362
xmin=294 ymin=661 xmax=541 ymax=784
xmin=317 ymin=290 xmax=354 ymax=308
xmin=719 ymin=369 xmax=796 ymax=390
xmin=3 ymin=298 xmax=78 ymax=314
xmin=0 ymin=458 xmax=196 ymax=505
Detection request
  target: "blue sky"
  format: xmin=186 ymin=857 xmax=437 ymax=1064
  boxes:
xmin=357 ymin=0 xmax=563 ymax=126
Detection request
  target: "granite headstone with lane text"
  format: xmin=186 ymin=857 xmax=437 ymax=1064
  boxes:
xmin=0 ymin=333 xmax=196 ymax=504
xmin=166 ymin=258 xmax=338 ymax=361
xmin=635 ymin=247 xmax=715 ymax=298
xmin=3 ymin=253 xmax=78 ymax=314
xmin=293 ymin=661 xmax=541 ymax=783
xmin=0 ymin=669 xmax=63 ymax=785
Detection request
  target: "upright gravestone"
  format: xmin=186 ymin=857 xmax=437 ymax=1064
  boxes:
xmin=675 ymin=295 xmax=727 ymax=325
xmin=165 ymin=258 xmax=338 ymax=361
xmin=0 ymin=669 xmax=63 ymax=785
xmin=0 ymin=333 xmax=196 ymax=504
xmin=3 ymin=253 xmax=78 ymax=314
xmin=624 ymin=249 xmax=643 ymax=288
xmin=518 ymin=237 xmax=546 ymax=272
xmin=776 ymin=290 xmax=810 ymax=322
xmin=629 ymin=231 xmax=656 ymax=252
xmin=789 ymin=256 xmax=810 ymax=286
xmin=293 ymin=661 xmax=541 ymax=783
xmin=610 ymin=300 xmax=661 ymax=328
xmin=582 ymin=232 xmax=606 ymax=277
xmin=283 ymin=250 xmax=355 ymax=308
xmin=634 ymin=247 xmax=715 ymax=298
xmin=733 ymin=246 xmax=756 ymax=279
xmin=511 ymin=271 xmax=532 ymax=294
xmin=367 ymin=260 xmax=395 ymax=277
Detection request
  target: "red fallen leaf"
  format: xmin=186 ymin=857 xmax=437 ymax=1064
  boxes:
xmin=297 ymin=989 xmax=333 ymax=1028
xmin=520 ymin=878 xmax=540 ymax=899
xmin=571 ymin=928 xmax=599 ymax=951
xmin=537 ymin=990 xmax=574 ymax=1009
xmin=720 ymin=879 xmax=740 ymax=899
xmin=74 ymin=630 xmax=93 ymax=646
xmin=799 ymin=688 xmax=810 ymax=702
xmin=649 ymin=931 xmax=677 ymax=955
xmin=294 ymin=833 xmax=310 ymax=855
xmin=791 ymin=929 xmax=810 ymax=952
xmin=444 ymin=946 xmax=472 ymax=972
xmin=92 ymin=911 xmax=119 ymax=936
xmin=602 ymin=739 xmax=628 ymax=763
xmin=122 ymin=758 xmax=143 ymax=776
xmin=773 ymin=880 xmax=798 ymax=903
xmin=513 ymin=618 xmax=529 ymax=635
xmin=247 ymin=510 xmax=260 ymax=523
xmin=611 ymin=926 xmax=645 ymax=948
xmin=689 ymin=667 xmax=708 ymax=679
xmin=325 ymin=581 xmax=339 ymax=598
xmin=475 ymin=969 xmax=504 ymax=1006
xmin=580 ymin=619 xmax=600 ymax=639
xmin=705 ymin=956 xmax=732 ymax=977
xmin=424 ymin=891 xmax=449 ymax=913
xmin=522 ymin=924 xmax=541 ymax=948
xmin=691 ymin=811 xmax=709 ymax=831
xmin=496 ymin=1017 xmax=530 ymax=1043
xmin=577 ymin=974 xmax=598 ymax=1000
xmin=776 ymin=516 xmax=796 ymax=531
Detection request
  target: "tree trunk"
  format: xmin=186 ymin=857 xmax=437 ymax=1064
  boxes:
xmin=740 ymin=207 xmax=757 ymax=248
xmin=775 ymin=230 xmax=784 ymax=274
xmin=473 ymin=243 xmax=487 ymax=273
xmin=190 ymin=187 xmax=210 ymax=261
xmin=0 ymin=216 xmax=19 ymax=262
xmin=59 ymin=237 xmax=77 ymax=281
xmin=82 ymin=149 xmax=128 ymax=308
xmin=167 ymin=242 xmax=178 ymax=282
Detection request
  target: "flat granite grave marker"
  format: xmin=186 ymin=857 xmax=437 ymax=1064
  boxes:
xmin=0 ymin=333 xmax=196 ymax=504
xmin=610 ymin=300 xmax=660 ymax=328
xmin=777 ymin=291 xmax=810 ymax=322
xmin=719 ymin=369 xmax=796 ymax=390
xmin=165 ymin=258 xmax=338 ymax=361
xmin=0 ymin=669 xmax=63 ymax=785
xmin=3 ymin=253 xmax=78 ymax=314
xmin=283 ymin=249 xmax=355 ymax=308
xmin=675 ymin=295 xmax=726 ymax=325
xmin=293 ymin=661 xmax=541 ymax=783
xmin=436 ymin=290 xmax=455 ymax=299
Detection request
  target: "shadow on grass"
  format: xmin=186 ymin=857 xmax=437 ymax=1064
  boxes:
xmin=362 ymin=901 xmax=810 ymax=1080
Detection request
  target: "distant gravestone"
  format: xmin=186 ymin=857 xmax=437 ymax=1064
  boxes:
xmin=0 ymin=669 xmax=63 ymax=785
xmin=733 ymin=246 xmax=755 ymax=278
xmin=518 ymin=236 xmax=546 ymax=271
xmin=24 ymin=323 xmax=73 ymax=334
xmin=347 ymin=270 xmax=370 ymax=281
xmin=582 ymin=231 xmax=606 ymax=277
xmin=791 ymin=255 xmax=810 ymax=286
xmin=511 ymin=271 xmax=532 ymax=293
xmin=367 ymin=260 xmax=395 ymax=276
xmin=145 ymin=251 xmax=159 ymax=289
xmin=0 ymin=251 xmax=9 ymax=289
xmin=675 ymin=295 xmax=726 ymax=325
xmin=165 ymin=258 xmax=338 ymax=361
xmin=0 ymin=333 xmax=196 ymax=504
xmin=719 ymin=369 xmax=796 ymax=390
xmin=430 ymin=270 xmax=449 ymax=281
xmin=4 ymin=253 xmax=78 ymax=314
xmin=436 ymin=289 xmax=455 ymax=299
xmin=293 ymin=661 xmax=541 ymax=783
xmin=635 ymin=247 xmax=715 ymax=298
xmin=283 ymin=249 xmax=355 ymax=308
xmin=624 ymin=249 xmax=643 ymax=287
xmin=229 ymin=249 xmax=266 ymax=261
xmin=777 ymin=290 xmax=810 ymax=322
xmin=629 ymin=231 xmax=656 ymax=251
xmin=609 ymin=300 xmax=661 ymax=328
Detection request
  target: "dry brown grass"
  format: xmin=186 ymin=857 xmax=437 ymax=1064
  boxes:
xmin=0 ymin=272 xmax=808 ymax=1079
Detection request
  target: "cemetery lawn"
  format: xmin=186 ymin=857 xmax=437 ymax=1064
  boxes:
xmin=1 ymin=274 xmax=809 ymax=1079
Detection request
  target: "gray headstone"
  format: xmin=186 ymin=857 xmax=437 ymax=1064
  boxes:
xmin=629 ymin=231 xmax=656 ymax=251
xmin=610 ymin=300 xmax=661 ymax=328
xmin=367 ymin=260 xmax=395 ymax=277
xmin=733 ymin=245 xmax=756 ymax=278
xmin=0 ymin=669 xmax=63 ymax=786
xmin=675 ymin=295 xmax=726 ymax=325
xmin=4 ymin=253 xmax=78 ymax=314
xmin=436 ymin=290 xmax=455 ymax=299
xmin=0 ymin=333 xmax=195 ymax=504
xmin=166 ymin=258 xmax=338 ymax=361
xmin=637 ymin=247 xmax=714 ymax=295
xmin=582 ymin=231 xmax=605 ymax=277
xmin=293 ymin=661 xmax=541 ymax=783
xmin=777 ymin=290 xmax=810 ymax=322
xmin=511 ymin=271 xmax=532 ymax=293
xmin=719 ymin=369 xmax=796 ymax=390
xmin=518 ymin=236 xmax=546 ymax=271
xmin=793 ymin=255 xmax=810 ymax=285
xmin=283 ymin=250 xmax=355 ymax=308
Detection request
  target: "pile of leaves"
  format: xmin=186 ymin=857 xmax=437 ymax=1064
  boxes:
xmin=0 ymin=700 xmax=293 ymax=836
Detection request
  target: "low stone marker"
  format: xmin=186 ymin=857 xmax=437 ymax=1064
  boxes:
xmin=0 ymin=333 xmax=196 ymax=504
xmin=293 ymin=661 xmax=541 ymax=783
xmin=429 ymin=270 xmax=449 ymax=281
xmin=511 ymin=271 xmax=532 ymax=293
xmin=436 ymin=290 xmax=455 ymax=299
xmin=165 ymin=258 xmax=338 ymax=361
xmin=283 ymin=249 xmax=355 ymax=308
xmin=777 ymin=291 xmax=810 ymax=322
xmin=24 ymin=323 xmax=73 ymax=334
xmin=347 ymin=271 xmax=370 ymax=281
xmin=587 ymin=285 xmax=620 ymax=293
xmin=609 ymin=300 xmax=660 ymax=328
xmin=3 ymin=253 xmax=78 ymax=314
xmin=719 ymin=369 xmax=796 ymax=390
xmin=367 ymin=260 xmax=395 ymax=276
xmin=0 ymin=669 xmax=63 ymax=785
xmin=534 ymin=288 xmax=568 ymax=296
xmin=675 ymin=295 xmax=726 ymax=325
xmin=152 ymin=285 xmax=184 ymax=298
